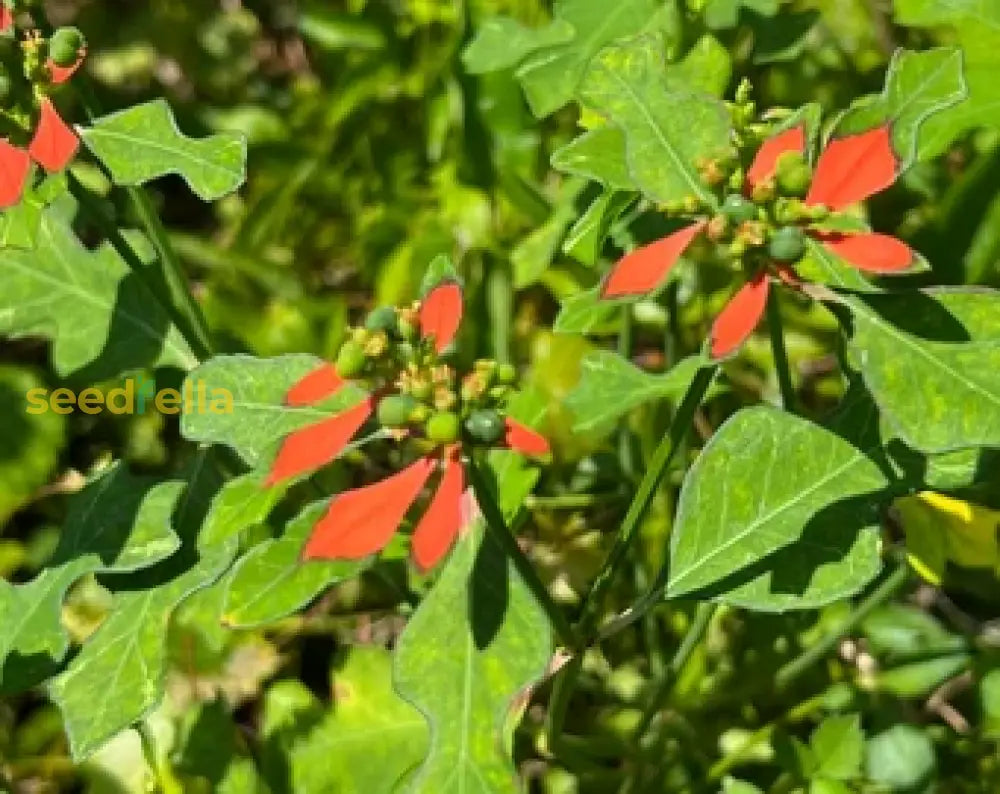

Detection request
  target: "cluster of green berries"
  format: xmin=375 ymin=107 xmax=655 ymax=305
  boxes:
xmin=338 ymin=304 xmax=519 ymax=449
xmin=0 ymin=25 xmax=84 ymax=129
xmin=655 ymin=80 xmax=840 ymax=269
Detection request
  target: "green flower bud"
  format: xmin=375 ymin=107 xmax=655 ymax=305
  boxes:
xmin=426 ymin=411 xmax=460 ymax=444
xmin=397 ymin=317 xmax=417 ymax=341
xmin=377 ymin=394 xmax=417 ymax=428
xmin=49 ymin=27 xmax=86 ymax=68
xmin=768 ymin=226 xmax=806 ymax=264
xmin=727 ymin=167 xmax=745 ymax=192
xmin=721 ymin=194 xmax=757 ymax=224
xmin=465 ymin=409 xmax=505 ymax=445
xmin=365 ymin=305 xmax=398 ymax=333
xmin=335 ymin=340 xmax=367 ymax=379
xmin=750 ymin=179 xmax=776 ymax=203
xmin=775 ymin=151 xmax=812 ymax=197
xmin=409 ymin=403 xmax=431 ymax=424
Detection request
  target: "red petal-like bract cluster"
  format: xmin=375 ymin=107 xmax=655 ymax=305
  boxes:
xmin=0 ymin=14 xmax=84 ymax=209
xmin=600 ymin=118 xmax=914 ymax=357
xmin=266 ymin=281 xmax=551 ymax=570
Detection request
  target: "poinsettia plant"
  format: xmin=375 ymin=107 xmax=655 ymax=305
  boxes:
xmin=2 ymin=0 xmax=1000 ymax=791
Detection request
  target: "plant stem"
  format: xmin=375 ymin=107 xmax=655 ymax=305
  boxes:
xmin=574 ymin=365 xmax=717 ymax=644
xmin=775 ymin=562 xmax=911 ymax=690
xmin=487 ymin=262 xmax=513 ymax=365
xmin=636 ymin=601 xmax=717 ymax=737
xmin=545 ymin=653 xmax=583 ymax=754
xmin=525 ymin=492 xmax=624 ymax=510
xmin=67 ymin=174 xmax=210 ymax=364
xmin=466 ymin=457 xmax=576 ymax=649
xmin=767 ymin=291 xmax=796 ymax=412
xmin=137 ymin=721 xmax=185 ymax=794
xmin=70 ymin=78 xmax=214 ymax=361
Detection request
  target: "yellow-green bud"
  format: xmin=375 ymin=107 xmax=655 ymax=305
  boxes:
xmin=775 ymin=151 xmax=812 ymax=197
xmin=426 ymin=411 xmax=460 ymax=444
xmin=335 ymin=340 xmax=367 ymax=379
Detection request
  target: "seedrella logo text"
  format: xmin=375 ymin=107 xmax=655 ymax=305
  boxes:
xmin=26 ymin=376 xmax=234 ymax=415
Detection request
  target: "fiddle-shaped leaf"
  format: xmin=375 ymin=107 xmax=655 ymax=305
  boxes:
xmin=79 ymin=99 xmax=247 ymax=201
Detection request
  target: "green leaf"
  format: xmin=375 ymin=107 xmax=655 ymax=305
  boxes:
xmin=751 ymin=11 xmax=820 ymax=65
xmin=665 ymin=34 xmax=732 ymax=96
xmin=222 ymin=500 xmax=365 ymax=628
xmin=515 ymin=0 xmax=668 ymax=117
xmin=562 ymin=190 xmax=635 ymax=265
xmin=567 ymin=351 xmax=706 ymax=433
xmin=834 ymin=47 xmax=967 ymax=169
xmin=714 ymin=503 xmax=882 ymax=612
xmin=703 ymin=0 xmax=778 ymax=29
xmin=261 ymin=647 xmax=427 ymax=793
xmin=550 ymin=126 xmax=635 ymax=191
xmin=0 ymin=463 xmax=184 ymax=692
xmin=80 ymin=99 xmax=247 ymax=202
xmin=49 ymin=543 xmax=235 ymax=760
xmin=667 ymin=407 xmax=888 ymax=598
xmin=894 ymin=1 xmax=1000 ymax=158
xmin=420 ymin=253 xmax=461 ymax=295
xmin=462 ymin=17 xmax=575 ymax=74
xmin=864 ymin=725 xmax=936 ymax=790
xmin=0 ymin=364 xmax=66 ymax=526
xmin=840 ymin=288 xmax=1000 ymax=453
xmin=0 ymin=204 xmax=197 ymax=378
xmin=874 ymin=654 xmax=971 ymax=697
xmin=394 ymin=521 xmax=551 ymax=792
xmin=553 ymin=285 xmax=626 ymax=334
xmin=180 ymin=354 xmax=366 ymax=467
xmin=0 ymin=172 xmax=67 ymax=250
xmin=810 ymin=714 xmax=864 ymax=781
xmin=579 ymin=38 xmax=732 ymax=207
xmin=979 ymin=669 xmax=1000 ymax=738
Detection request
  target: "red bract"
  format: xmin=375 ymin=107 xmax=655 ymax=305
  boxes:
xmin=0 ymin=18 xmax=84 ymax=209
xmin=268 ymin=281 xmax=551 ymax=571
xmin=601 ymin=122 xmax=916 ymax=357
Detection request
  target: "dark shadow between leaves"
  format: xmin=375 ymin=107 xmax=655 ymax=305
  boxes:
xmin=0 ymin=378 xmax=33 ymax=466
xmin=854 ymin=291 xmax=971 ymax=342
xmin=67 ymin=268 xmax=175 ymax=385
xmin=0 ymin=649 xmax=62 ymax=696
xmin=469 ymin=525 xmax=510 ymax=650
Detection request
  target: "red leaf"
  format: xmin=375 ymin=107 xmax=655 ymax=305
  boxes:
xmin=602 ymin=222 xmax=705 ymax=298
xmin=285 ymin=363 xmax=346 ymax=407
xmin=411 ymin=449 xmax=465 ymax=571
xmin=710 ymin=274 xmax=770 ymax=358
xmin=302 ymin=456 xmax=435 ymax=560
xmin=504 ymin=417 xmax=550 ymax=457
xmin=28 ymin=99 xmax=79 ymax=173
xmin=419 ymin=281 xmax=463 ymax=353
xmin=0 ymin=6 xmax=12 ymax=32
xmin=805 ymin=126 xmax=898 ymax=210
xmin=265 ymin=397 xmax=372 ymax=485
xmin=817 ymin=232 xmax=915 ymax=273
xmin=0 ymin=139 xmax=30 ymax=208
xmin=48 ymin=51 xmax=86 ymax=85
xmin=746 ymin=126 xmax=806 ymax=191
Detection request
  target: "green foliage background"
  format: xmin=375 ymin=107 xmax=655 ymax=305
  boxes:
xmin=1 ymin=0 xmax=1000 ymax=791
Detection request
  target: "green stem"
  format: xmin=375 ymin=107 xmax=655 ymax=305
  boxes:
xmin=545 ymin=653 xmax=583 ymax=755
xmin=775 ymin=562 xmax=911 ymax=690
xmin=71 ymin=78 xmax=213 ymax=361
xmin=466 ymin=457 xmax=576 ymax=649
xmin=487 ymin=263 xmax=513 ymax=365
xmin=574 ymin=365 xmax=717 ymax=644
xmin=636 ymin=601 xmax=717 ymax=738
xmin=137 ymin=721 xmax=185 ymax=794
xmin=767 ymin=291 xmax=796 ymax=412
xmin=525 ymin=492 xmax=624 ymax=510
xmin=67 ymin=174 xmax=210 ymax=364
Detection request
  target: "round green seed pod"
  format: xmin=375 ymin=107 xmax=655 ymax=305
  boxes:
xmin=465 ymin=409 xmax=505 ymax=445
xmin=426 ymin=411 xmax=460 ymax=444
xmin=334 ymin=340 xmax=367 ymax=379
xmin=721 ymin=193 xmax=757 ymax=224
xmin=365 ymin=305 xmax=398 ymax=333
xmin=49 ymin=27 xmax=86 ymax=68
xmin=775 ymin=151 xmax=812 ymax=197
xmin=768 ymin=226 xmax=806 ymax=263
xmin=377 ymin=394 xmax=418 ymax=428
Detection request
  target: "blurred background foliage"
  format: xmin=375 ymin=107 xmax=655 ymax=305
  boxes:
xmin=1 ymin=0 xmax=999 ymax=791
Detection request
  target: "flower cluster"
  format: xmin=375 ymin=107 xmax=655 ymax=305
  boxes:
xmin=602 ymin=85 xmax=916 ymax=357
xmin=0 ymin=10 xmax=85 ymax=207
xmin=266 ymin=278 xmax=549 ymax=571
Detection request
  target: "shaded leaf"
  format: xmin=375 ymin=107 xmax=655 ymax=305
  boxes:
xmin=668 ymin=407 xmax=888 ymax=598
